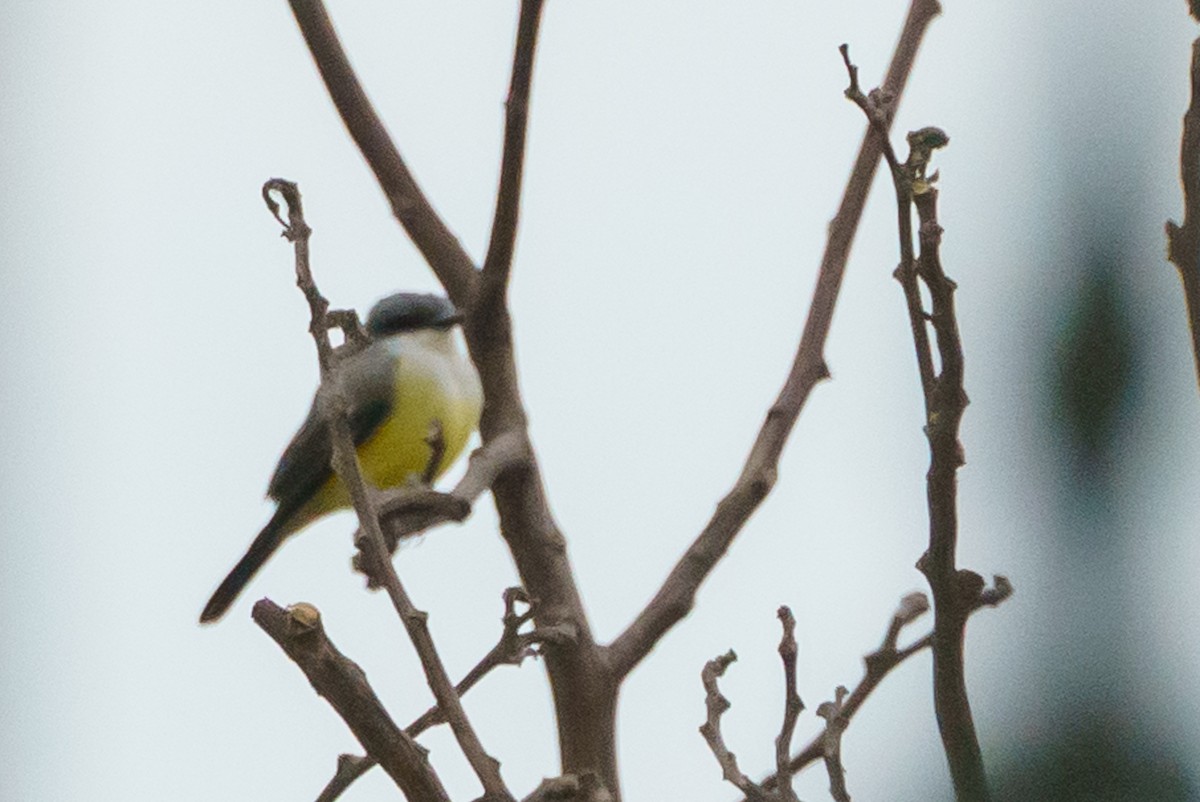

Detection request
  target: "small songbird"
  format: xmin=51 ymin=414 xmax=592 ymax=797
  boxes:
xmin=200 ymin=292 xmax=482 ymax=623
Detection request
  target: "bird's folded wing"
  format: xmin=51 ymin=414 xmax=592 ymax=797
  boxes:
xmin=266 ymin=345 xmax=396 ymax=507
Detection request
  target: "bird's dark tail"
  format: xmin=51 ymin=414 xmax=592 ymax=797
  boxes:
xmin=200 ymin=504 xmax=297 ymax=624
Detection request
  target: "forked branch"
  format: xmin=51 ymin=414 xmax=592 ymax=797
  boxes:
xmin=316 ymin=588 xmax=557 ymax=802
xmin=839 ymin=43 xmax=993 ymax=799
xmin=607 ymin=0 xmax=944 ymax=681
xmin=711 ymin=584 xmax=1010 ymax=802
xmin=748 ymin=579 xmax=1011 ymax=797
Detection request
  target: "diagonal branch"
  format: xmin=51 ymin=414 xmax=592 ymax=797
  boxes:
xmin=606 ymin=0 xmax=943 ymax=680
xmin=253 ymin=600 xmax=450 ymax=802
xmin=286 ymin=0 xmax=478 ymax=306
xmin=1166 ymin=34 xmax=1200 ymax=392
xmin=773 ymin=607 xmax=803 ymax=802
xmin=263 ymin=180 xmax=512 ymax=802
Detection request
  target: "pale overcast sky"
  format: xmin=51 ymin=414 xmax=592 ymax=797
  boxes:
xmin=1 ymin=2 xmax=1197 ymax=800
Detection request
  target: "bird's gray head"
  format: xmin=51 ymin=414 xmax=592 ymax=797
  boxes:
xmin=365 ymin=293 xmax=461 ymax=337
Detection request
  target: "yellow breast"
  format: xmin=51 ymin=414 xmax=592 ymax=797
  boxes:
xmin=300 ymin=330 xmax=482 ymax=523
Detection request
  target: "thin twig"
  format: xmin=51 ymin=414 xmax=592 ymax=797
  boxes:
xmin=750 ymin=580 xmax=1011 ymax=796
xmin=262 ymin=181 xmax=512 ymax=802
xmin=699 ymin=651 xmax=767 ymax=800
xmin=840 ymin=39 xmax=991 ymax=799
xmin=253 ymin=600 xmax=450 ymax=802
xmin=773 ymin=607 xmax=803 ymax=802
xmin=816 ymin=686 xmax=851 ymax=802
xmin=315 ymin=588 xmax=552 ymax=802
xmin=840 ymin=43 xmax=933 ymax=397
xmin=480 ymin=0 xmax=545 ymax=302
xmin=1166 ymin=34 xmax=1200 ymax=392
xmin=607 ymin=0 xmax=944 ymax=681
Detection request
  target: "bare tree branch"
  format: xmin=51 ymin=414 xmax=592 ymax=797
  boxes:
xmin=910 ymin=178 xmax=990 ymax=802
xmin=521 ymin=773 xmax=613 ymax=802
xmin=607 ymin=0 xmax=944 ymax=680
xmin=284 ymin=0 xmax=614 ymax=789
xmin=816 ymin=686 xmax=851 ymax=802
xmin=262 ymin=180 xmax=512 ymax=801
xmin=699 ymin=650 xmax=767 ymax=800
xmin=709 ymin=584 xmax=1009 ymax=802
xmin=315 ymin=755 xmax=372 ymax=802
xmin=1166 ymin=34 xmax=1200 ymax=391
xmin=315 ymin=588 xmax=553 ymax=802
xmin=840 ymin=43 xmax=934 ymax=398
xmin=456 ymin=1 xmax=617 ymax=786
xmin=840 ymin=36 xmax=992 ymax=798
xmin=751 ymin=580 xmax=1011 ymax=796
xmin=286 ymin=0 xmax=478 ymax=305
xmin=773 ymin=607 xmax=803 ymax=802
xmin=481 ymin=0 xmax=545 ymax=300
xmin=253 ymin=600 xmax=450 ymax=802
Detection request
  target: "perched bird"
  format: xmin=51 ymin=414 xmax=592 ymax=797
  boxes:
xmin=200 ymin=293 xmax=482 ymax=623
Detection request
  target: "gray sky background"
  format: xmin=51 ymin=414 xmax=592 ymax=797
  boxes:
xmin=1 ymin=2 xmax=1197 ymax=800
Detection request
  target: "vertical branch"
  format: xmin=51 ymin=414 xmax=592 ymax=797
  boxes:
xmin=773 ymin=607 xmax=803 ymax=802
xmin=262 ymin=180 xmax=512 ymax=802
xmin=816 ymin=686 xmax=851 ymax=802
xmin=838 ymin=43 xmax=934 ymax=398
xmin=840 ymin=40 xmax=989 ymax=799
xmin=480 ymin=0 xmax=546 ymax=300
xmin=911 ymin=180 xmax=989 ymax=802
xmin=1166 ymin=34 xmax=1200 ymax=392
